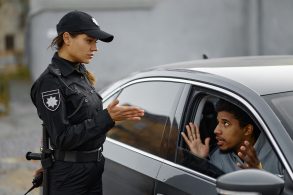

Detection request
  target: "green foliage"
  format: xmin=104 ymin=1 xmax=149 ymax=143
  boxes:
xmin=8 ymin=65 xmax=31 ymax=80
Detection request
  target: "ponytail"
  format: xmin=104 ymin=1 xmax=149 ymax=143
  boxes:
xmin=85 ymin=70 xmax=96 ymax=86
xmin=49 ymin=32 xmax=81 ymax=50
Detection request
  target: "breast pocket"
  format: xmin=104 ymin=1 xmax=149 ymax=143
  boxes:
xmin=66 ymin=90 xmax=90 ymax=124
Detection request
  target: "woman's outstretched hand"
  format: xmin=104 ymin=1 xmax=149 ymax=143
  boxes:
xmin=181 ymin=122 xmax=210 ymax=158
xmin=107 ymin=99 xmax=144 ymax=121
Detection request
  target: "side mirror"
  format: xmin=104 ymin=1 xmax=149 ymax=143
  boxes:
xmin=216 ymin=169 xmax=284 ymax=195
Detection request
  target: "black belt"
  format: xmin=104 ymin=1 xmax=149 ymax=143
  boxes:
xmin=53 ymin=147 xmax=103 ymax=162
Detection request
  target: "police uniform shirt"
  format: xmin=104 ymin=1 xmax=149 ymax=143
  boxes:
xmin=31 ymin=52 xmax=114 ymax=151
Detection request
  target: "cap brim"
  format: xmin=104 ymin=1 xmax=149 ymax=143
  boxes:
xmin=85 ymin=29 xmax=114 ymax=42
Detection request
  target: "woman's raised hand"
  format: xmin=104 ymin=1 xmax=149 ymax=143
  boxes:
xmin=107 ymin=99 xmax=144 ymax=121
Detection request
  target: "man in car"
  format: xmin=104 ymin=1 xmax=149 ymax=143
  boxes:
xmin=181 ymin=99 xmax=283 ymax=175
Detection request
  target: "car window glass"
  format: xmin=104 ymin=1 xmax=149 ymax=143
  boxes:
xmin=106 ymin=81 xmax=183 ymax=157
xmin=264 ymin=91 xmax=293 ymax=140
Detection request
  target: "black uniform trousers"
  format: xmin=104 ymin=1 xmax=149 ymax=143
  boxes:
xmin=48 ymin=155 xmax=105 ymax=195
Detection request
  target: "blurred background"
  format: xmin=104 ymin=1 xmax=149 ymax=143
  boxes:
xmin=1 ymin=0 xmax=293 ymax=194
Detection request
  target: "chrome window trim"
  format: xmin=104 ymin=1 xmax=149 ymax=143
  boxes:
xmin=103 ymin=77 xmax=292 ymax=180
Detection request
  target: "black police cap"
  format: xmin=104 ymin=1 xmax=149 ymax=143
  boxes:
xmin=56 ymin=10 xmax=114 ymax=42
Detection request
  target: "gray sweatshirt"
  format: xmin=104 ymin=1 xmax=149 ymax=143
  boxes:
xmin=209 ymin=132 xmax=283 ymax=175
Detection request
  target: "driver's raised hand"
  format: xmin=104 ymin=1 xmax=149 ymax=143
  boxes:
xmin=181 ymin=122 xmax=210 ymax=158
xmin=237 ymin=140 xmax=262 ymax=169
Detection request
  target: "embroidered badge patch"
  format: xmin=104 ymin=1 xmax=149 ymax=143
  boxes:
xmin=42 ymin=89 xmax=61 ymax=111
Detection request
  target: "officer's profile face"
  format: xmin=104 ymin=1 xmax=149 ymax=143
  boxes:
xmin=63 ymin=33 xmax=98 ymax=64
xmin=214 ymin=111 xmax=247 ymax=153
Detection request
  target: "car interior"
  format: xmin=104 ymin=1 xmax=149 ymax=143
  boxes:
xmin=176 ymin=91 xmax=286 ymax=180
xmin=176 ymin=94 xmax=225 ymax=178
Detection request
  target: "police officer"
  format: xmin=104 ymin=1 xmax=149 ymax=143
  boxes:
xmin=30 ymin=10 xmax=144 ymax=195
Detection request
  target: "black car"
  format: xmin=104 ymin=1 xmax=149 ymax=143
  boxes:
xmin=101 ymin=56 xmax=293 ymax=195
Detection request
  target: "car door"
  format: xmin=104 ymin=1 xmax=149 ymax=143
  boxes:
xmin=155 ymin=83 xmax=287 ymax=195
xmin=155 ymin=86 xmax=218 ymax=195
xmin=102 ymin=80 xmax=185 ymax=195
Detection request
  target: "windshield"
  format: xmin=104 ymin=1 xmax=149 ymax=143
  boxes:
xmin=264 ymin=91 xmax=293 ymax=140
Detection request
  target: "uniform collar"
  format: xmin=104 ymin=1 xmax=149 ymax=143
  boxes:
xmin=51 ymin=52 xmax=86 ymax=76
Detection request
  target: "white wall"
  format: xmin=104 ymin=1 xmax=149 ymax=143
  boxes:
xmin=259 ymin=0 xmax=293 ymax=55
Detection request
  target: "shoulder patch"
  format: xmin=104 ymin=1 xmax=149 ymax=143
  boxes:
xmin=42 ymin=89 xmax=61 ymax=111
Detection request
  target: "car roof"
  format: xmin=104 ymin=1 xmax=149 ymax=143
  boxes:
xmin=151 ymin=55 xmax=293 ymax=95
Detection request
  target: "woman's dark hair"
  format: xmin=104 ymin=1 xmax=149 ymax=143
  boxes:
xmin=49 ymin=32 xmax=80 ymax=50
xmin=215 ymin=99 xmax=260 ymax=138
xmin=49 ymin=32 xmax=96 ymax=86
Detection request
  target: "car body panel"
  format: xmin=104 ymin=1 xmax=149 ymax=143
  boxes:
xmin=156 ymin=161 xmax=217 ymax=195
xmin=153 ymin=55 xmax=293 ymax=96
xmin=103 ymin=139 xmax=162 ymax=194
xmin=189 ymin=65 xmax=293 ymax=95
xmin=101 ymin=56 xmax=293 ymax=194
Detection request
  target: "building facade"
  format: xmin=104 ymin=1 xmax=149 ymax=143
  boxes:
xmin=5 ymin=0 xmax=293 ymax=89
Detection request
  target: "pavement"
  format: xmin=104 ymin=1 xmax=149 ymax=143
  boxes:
xmin=0 ymin=80 xmax=41 ymax=195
